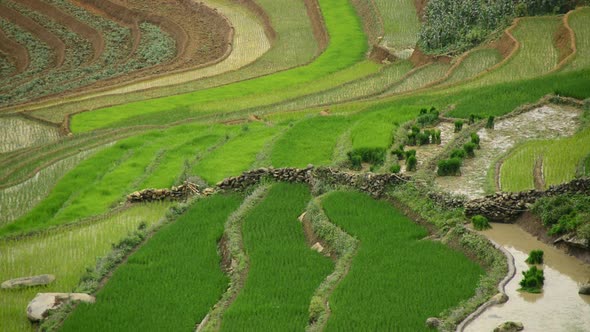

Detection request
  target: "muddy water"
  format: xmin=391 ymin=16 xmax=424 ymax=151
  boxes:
xmin=465 ymin=223 xmax=590 ymax=332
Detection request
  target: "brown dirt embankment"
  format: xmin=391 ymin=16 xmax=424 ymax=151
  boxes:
xmin=0 ymin=28 xmax=28 ymax=73
xmin=414 ymin=0 xmax=428 ymax=21
xmin=0 ymin=4 xmax=65 ymax=67
xmin=303 ymin=0 xmax=329 ymax=54
xmin=19 ymin=0 xmax=104 ymax=63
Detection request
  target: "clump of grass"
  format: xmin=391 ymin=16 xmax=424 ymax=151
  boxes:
xmin=519 ymin=265 xmax=545 ymax=293
xmin=526 ymin=250 xmax=544 ymax=264
xmin=471 ymin=215 xmax=491 ymax=231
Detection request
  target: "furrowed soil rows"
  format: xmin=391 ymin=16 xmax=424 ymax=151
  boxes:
xmin=0 ymin=203 xmax=170 ymax=332
xmin=65 ymin=0 xmax=367 ymax=132
xmin=59 ymin=195 xmax=242 ymax=332
xmin=0 ymin=28 xmax=28 ymax=73
xmin=75 ymin=0 xmax=270 ymax=97
xmin=17 ymin=0 xmax=104 ymax=62
xmin=24 ymin=0 xmax=314 ymax=122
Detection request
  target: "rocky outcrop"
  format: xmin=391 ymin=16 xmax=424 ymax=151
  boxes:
xmin=216 ymin=166 xmax=313 ymax=190
xmin=491 ymin=292 xmax=509 ymax=304
xmin=465 ymin=178 xmax=590 ymax=221
xmin=494 ymin=321 xmax=524 ymax=332
xmin=1 ymin=274 xmax=55 ymax=289
xmin=425 ymin=317 xmax=441 ymax=328
xmin=127 ymin=182 xmax=204 ymax=203
xmin=215 ymin=166 xmax=411 ymax=198
xmin=27 ymin=293 xmax=95 ymax=321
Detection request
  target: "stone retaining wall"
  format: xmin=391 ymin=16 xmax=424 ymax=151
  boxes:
xmin=127 ymin=166 xmax=412 ymax=203
xmin=465 ymin=178 xmax=590 ymax=221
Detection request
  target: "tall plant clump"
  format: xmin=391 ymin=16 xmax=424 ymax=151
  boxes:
xmin=526 ymin=250 xmax=544 ymax=264
xmin=519 ymin=266 xmax=545 ymax=293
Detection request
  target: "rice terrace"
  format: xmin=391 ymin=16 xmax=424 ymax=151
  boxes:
xmin=1 ymin=0 xmax=590 ymax=331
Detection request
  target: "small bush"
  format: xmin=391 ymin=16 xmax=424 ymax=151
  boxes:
xmin=348 ymin=148 xmax=386 ymax=168
xmin=519 ymin=266 xmax=544 ymax=293
xmin=390 ymin=164 xmax=401 ymax=174
xmin=437 ymin=158 xmax=462 ymax=176
xmin=450 ymin=149 xmax=466 ymax=159
xmin=454 ymin=121 xmax=464 ymax=133
xmin=471 ymin=215 xmax=491 ymax=231
xmin=392 ymin=149 xmax=405 ymax=160
xmin=350 ymin=154 xmax=362 ymax=170
xmin=525 ymin=250 xmax=544 ymax=264
xmin=406 ymin=156 xmax=417 ymax=171
xmin=486 ymin=116 xmax=495 ymax=129
xmin=417 ymin=132 xmax=431 ymax=145
xmin=405 ymin=149 xmax=416 ymax=159
xmin=417 ymin=107 xmax=439 ymax=127
xmin=470 ymin=133 xmax=480 ymax=149
xmin=463 ymin=142 xmax=476 ymax=158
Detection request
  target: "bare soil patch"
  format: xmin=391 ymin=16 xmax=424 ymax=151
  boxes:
xmin=533 ymin=156 xmax=545 ymax=190
xmin=0 ymin=4 xmax=64 ymax=67
xmin=435 ymin=105 xmax=581 ymax=199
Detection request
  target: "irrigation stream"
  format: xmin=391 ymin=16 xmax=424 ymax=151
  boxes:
xmin=465 ymin=223 xmax=590 ymax=332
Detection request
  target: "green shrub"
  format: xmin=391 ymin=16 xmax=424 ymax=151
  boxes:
xmin=454 ymin=121 xmax=464 ymax=133
xmin=418 ymin=0 xmax=573 ymax=54
xmin=417 ymin=107 xmax=440 ymax=127
xmin=390 ymin=164 xmax=401 ymax=174
xmin=347 ymin=148 xmax=387 ymax=168
xmin=350 ymin=154 xmax=362 ymax=170
xmin=531 ymin=194 xmax=590 ymax=239
xmin=525 ymin=250 xmax=544 ymax=264
xmin=486 ymin=116 xmax=495 ymax=129
xmin=437 ymin=158 xmax=462 ymax=176
xmin=406 ymin=156 xmax=417 ymax=172
xmin=471 ymin=215 xmax=491 ymax=231
xmin=450 ymin=149 xmax=467 ymax=159
xmin=392 ymin=149 xmax=405 ymax=160
xmin=470 ymin=133 xmax=481 ymax=149
xmin=463 ymin=142 xmax=477 ymax=158
xmin=405 ymin=149 xmax=417 ymax=159
xmin=417 ymin=132 xmax=431 ymax=145
xmin=519 ymin=266 xmax=544 ymax=293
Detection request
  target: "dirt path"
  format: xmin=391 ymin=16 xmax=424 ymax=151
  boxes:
xmin=19 ymin=0 xmax=104 ymax=63
xmin=435 ymin=105 xmax=581 ymax=199
xmin=0 ymin=28 xmax=28 ymax=73
xmin=0 ymin=4 xmax=65 ymax=67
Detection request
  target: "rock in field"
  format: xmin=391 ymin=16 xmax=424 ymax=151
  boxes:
xmin=491 ymin=292 xmax=509 ymax=304
xmin=425 ymin=317 xmax=441 ymax=328
xmin=27 ymin=293 xmax=95 ymax=321
xmin=579 ymin=284 xmax=590 ymax=295
xmin=1 ymin=274 xmax=55 ymax=289
xmin=494 ymin=321 xmax=524 ymax=332
xmin=311 ymin=242 xmax=324 ymax=253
